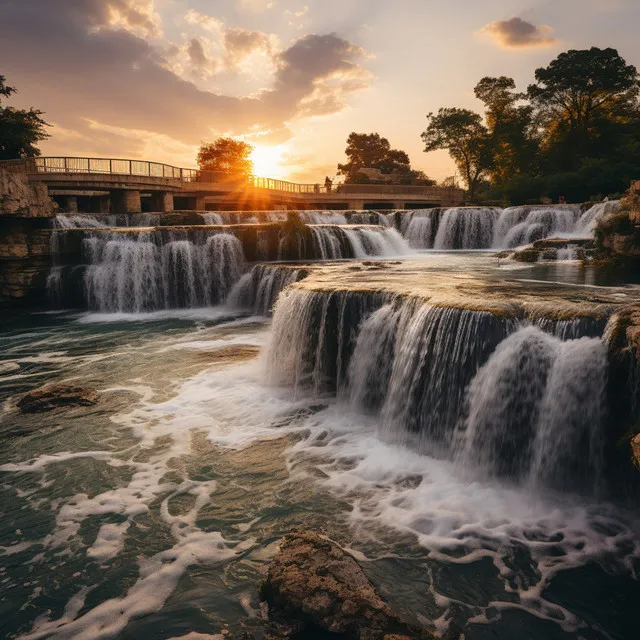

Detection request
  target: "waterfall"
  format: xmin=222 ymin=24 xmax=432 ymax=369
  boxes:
xmin=494 ymin=206 xmax=581 ymax=248
xmin=308 ymin=226 xmax=412 ymax=260
xmin=227 ymin=264 xmax=307 ymax=316
xmin=300 ymin=212 xmax=348 ymax=225
xmin=398 ymin=203 xmax=619 ymax=250
xmin=456 ymin=326 xmax=607 ymax=491
xmin=55 ymin=213 xmax=160 ymax=228
xmin=574 ymin=200 xmax=622 ymax=234
xmin=433 ymin=207 xmax=501 ymax=249
xmin=402 ymin=209 xmax=442 ymax=249
xmin=82 ymin=231 xmax=246 ymax=312
xmin=267 ymin=288 xmax=610 ymax=492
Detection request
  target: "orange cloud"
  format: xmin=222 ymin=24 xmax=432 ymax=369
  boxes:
xmin=480 ymin=17 xmax=558 ymax=49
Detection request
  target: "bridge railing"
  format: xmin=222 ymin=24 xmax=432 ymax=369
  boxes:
xmin=0 ymin=156 xmax=463 ymax=199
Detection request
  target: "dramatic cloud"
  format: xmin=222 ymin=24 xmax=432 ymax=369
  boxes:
xmin=0 ymin=1 xmax=372 ymax=158
xmin=270 ymin=34 xmax=373 ymax=118
xmin=223 ymin=28 xmax=276 ymax=71
xmin=480 ymin=17 xmax=558 ymax=49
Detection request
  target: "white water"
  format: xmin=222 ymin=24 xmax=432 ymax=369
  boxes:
xmin=1 ymin=282 xmax=638 ymax=638
xmin=309 ymin=226 xmax=412 ymax=259
xmin=227 ymin=264 xmax=305 ymax=316
xmin=83 ymin=232 xmax=246 ymax=312
xmin=399 ymin=202 xmax=620 ymax=250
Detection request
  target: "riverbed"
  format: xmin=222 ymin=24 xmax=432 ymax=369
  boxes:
xmin=1 ymin=254 xmax=639 ymax=640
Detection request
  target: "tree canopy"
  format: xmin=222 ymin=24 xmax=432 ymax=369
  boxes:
xmin=197 ymin=138 xmax=254 ymax=175
xmin=0 ymin=74 xmax=50 ymax=160
xmin=338 ymin=132 xmax=431 ymax=184
xmin=421 ymin=108 xmax=491 ymax=201
xmin=423 ymin=47 xmax=640 ymax=203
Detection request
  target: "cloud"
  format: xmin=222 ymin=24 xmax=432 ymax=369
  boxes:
xmin=0 ymin=1 xmax=372 ymax=158
xmin=223 ymin=28 xmax=276 ymax=72
xmin=270 ymin=34 xmax=373 ymax=118
xmin=480 ymin=17 xmax=558 ymax=49
xmin=237 ymin=0 xmax=277 ymax=13
xmin=184 ymin=8 xmax=223 ymax=34
xmin=284 ymin=5 xmax=310 ymax=29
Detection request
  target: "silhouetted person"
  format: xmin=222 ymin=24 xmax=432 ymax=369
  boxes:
xmin=325 ymin=176 xmax=333 ymax=193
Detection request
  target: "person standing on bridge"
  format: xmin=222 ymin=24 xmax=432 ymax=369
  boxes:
xmin=325 ymin=176 xmax=333 ymax=193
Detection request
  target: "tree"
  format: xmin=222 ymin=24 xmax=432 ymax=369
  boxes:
xmin=0 ymin=74 xmax=50 ymax=159
xmin=337 ymin=132 xmax=428 ymax=184
xmin=421 ymin=108 xmax=491 ymax=202
xmin=197 ymin=137 xmax=254 ymax=175
xmin=474 ymin=76 xmax=537 ymax=186
xmin=528 ymin=47 xmax=640 ymax=170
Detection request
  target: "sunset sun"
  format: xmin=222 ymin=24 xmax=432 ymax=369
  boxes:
xmin=251 ymin=144 xmax=287 ymax=179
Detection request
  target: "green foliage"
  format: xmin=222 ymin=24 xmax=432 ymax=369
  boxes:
xmin=421 ymin=108 xmax=491 ymax=201
xmin=0 ymin=74 xmax=50 ymax=159
xmin=338 ymin=132 xmax=433 ymax=184
xmin=197 ymin=137 xmax=254 ymax=175
xmin=424 ymin=48 xmax=640 ymax=204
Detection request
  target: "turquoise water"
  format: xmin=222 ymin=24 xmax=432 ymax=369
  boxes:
xmin=1 ymin=295 xmax=639 ymax=639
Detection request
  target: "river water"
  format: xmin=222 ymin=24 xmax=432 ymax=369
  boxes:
xmin=1 ymin=254 xmax=639 ymax=640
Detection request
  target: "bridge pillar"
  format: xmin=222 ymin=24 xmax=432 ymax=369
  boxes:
xmin=393 ymin=201 xmax=405 ymax=210
xmin=98 ymin=196 xmax=110 ymax=214
xmin=150 ymin=191 xmax=174 ymax=213
xmin=64 ymin=195 xmax=78 ymax=214
xmin=194 ymin=196 xmax=206 ymax=211
xmin=111 ymin=189 xmax=141 ymax=214
xmin=350 ymin=200 xmax=366 ymax=210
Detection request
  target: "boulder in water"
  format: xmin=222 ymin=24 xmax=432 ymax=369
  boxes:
xmin=260 ymin=530 xmax=429 ymax=639
xmin=17 ymin=384 xmax=99 ymax=413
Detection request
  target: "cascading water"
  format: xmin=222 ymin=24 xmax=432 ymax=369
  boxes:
xmin=267 ymin=288 xmax=611 ymax=493
xmin=304 ymin=226 xmax=412 ymax=260
xmin=434 ymin=207 xmax=501 ymax=249
xmin=493 ymin=205 xmax=582 ymax=248
xmin=55 ymin=213 xmax=160 ymax=228
xmin=82 ymin=231 xmax=246 ymax=312
xmin=227 ymin=264 xmax=307 ymax=316
xmin=574 ymin=200 xmax=622 ymax=234
xmin=399 ymin=202 xmax=620 ymax=249
xmin=456 ymin=326 xmax=607 ymax=491
xmin=402 ymin=209 xmax=442 ymax=249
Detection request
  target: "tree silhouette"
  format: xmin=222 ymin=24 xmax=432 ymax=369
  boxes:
xmin=0 ymin=74 xmax=50 ymax=159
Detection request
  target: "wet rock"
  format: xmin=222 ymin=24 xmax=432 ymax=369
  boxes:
xmin=260 ymin=530 xmax=429 ymax=639
xmin=17 ymin=384 xmax=100 ymax=413
xmin=632 ymin=433 xmax=640 ymax=470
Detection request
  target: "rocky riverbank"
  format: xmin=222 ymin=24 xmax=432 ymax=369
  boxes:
xmin=0 ymin=168 xmax=55 ymax=305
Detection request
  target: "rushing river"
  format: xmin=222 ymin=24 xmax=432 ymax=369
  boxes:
xmin=1 ymin=255 xmax=640 ymax=640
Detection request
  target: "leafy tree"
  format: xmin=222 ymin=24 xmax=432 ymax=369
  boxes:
xmin=337 ymin=132 xmax=429 ymax=184
xmin=528 ymin=47 xmax=640 ymax=171
xmin=0 ymin=74 xmax=50 ymax=159
xmin=421 ymin=108 xmax=491 ymax=202
xmin=474 ymin=77 xmax=537 ymax=185
xmin=197 ymin=137 xmax=254 ymax=175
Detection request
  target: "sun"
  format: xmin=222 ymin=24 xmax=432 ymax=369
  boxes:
xmin=251 ymin=144 xmax=288 ymax=179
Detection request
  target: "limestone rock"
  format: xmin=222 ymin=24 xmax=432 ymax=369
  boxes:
xmin=0 ymin=168 xmax=55 ymax=218
xmin=260 ymin=530 xmax=429 ymax=640
xmin=17 ymin=384 xmax=100 ymax=413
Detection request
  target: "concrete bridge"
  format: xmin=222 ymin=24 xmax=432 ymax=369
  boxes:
xmin=0 ymin=157 xmax=465 ymax=212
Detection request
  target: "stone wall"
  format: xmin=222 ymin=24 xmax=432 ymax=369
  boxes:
xmin=0 ymin=168 xmax=56 ymax=305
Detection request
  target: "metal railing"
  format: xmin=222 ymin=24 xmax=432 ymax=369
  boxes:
xmin=0 ymin=156 xmax=463 ymax=198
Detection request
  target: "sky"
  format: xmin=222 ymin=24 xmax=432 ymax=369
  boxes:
xmin=1 ymin=0 xmax=639 ymax=183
